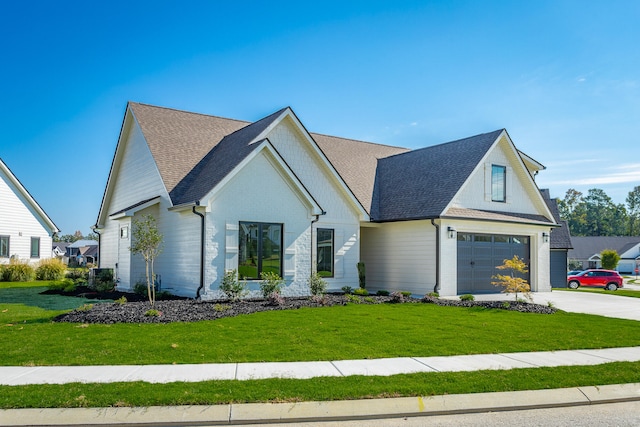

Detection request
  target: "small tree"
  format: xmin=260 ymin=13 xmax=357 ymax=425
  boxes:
xmin=130 ymin=215 xmax=163 ymax=307
xmin=491 ymin=255 xmax=531 ymax=302
xmin=220 ymin=269 xmax=248 ymax=301
xmin=357 ymin=262 xmax=366 ymax=289
xmin=600 ymin=249 xmax=620 ymax=270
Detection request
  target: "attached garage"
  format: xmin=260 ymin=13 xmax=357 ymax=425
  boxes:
xmin=456 ymin=233 xmax=530 ymax=294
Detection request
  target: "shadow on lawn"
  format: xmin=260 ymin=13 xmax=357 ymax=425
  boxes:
xmin=0 ymin=286 xmax=110 ymax=312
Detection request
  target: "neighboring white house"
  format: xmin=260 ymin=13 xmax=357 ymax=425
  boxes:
xmin=95 ymin=102 xmax=557 ymax=298
xmin=0 ymin=158 xmax=59 ymax=264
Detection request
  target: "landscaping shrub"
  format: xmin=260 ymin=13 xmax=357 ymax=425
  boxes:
xmin=220 ymin=269 xmax=248 ymax=301
xmin=341 ymin=286 xmax=353 ymax=294
xmin=48 ymin=278 xmax=77 ymax=293
xmin=401 ymin=291 xmax=412 ymax=297
xmin=134 ymin=282 xmax=148 ymax=296
xmin=376 ymin=290 xmax=390 ymax=296
xmin=460 ymin=294 xmax=475 ymax=301
xmin=345 ymin=294 xmax=361 ymax=304
xmin=426 ymin=291 xmax=439 ymax=298
xmin=66 ymin=268 xmax=89 ymax=286
xmin=90 ymin=269 xmax=115 ymax=292
xmin=357 ymin=262 xmax=366 ymax=289
xmin=308 ymin=272 xmax=327 ymax=296
xmin=2 ymin=259 xmax=35 ymax=282
xmin=259 ymin=271 xmax=284 ymax=298
xmin=35 ymin=258 xmax=66 ymax=280
xmin=600 ymin=249 xmax=621 ymax=270
xmin=353 ymin=287 xmax=369 ymax=296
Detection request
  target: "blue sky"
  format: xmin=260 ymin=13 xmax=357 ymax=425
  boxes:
xmin=1 ymin=1 xmax=639 ymax=235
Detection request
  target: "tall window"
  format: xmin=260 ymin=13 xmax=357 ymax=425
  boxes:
xmin=317 ymin=228 xmax=334 ymax=277
xmin=0 ymin=236 xmax=9 ymax=258
xmin=30 ymin=237 xmax=40 ymax=258
xmin=491 ymin=165 xmax=506 ymax=202
xmin=239 ymin=222 xmax=282 ymax=279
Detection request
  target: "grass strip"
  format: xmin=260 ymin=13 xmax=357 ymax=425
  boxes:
xmin=554 ymin=288 xmax=640 ymax=298
xmin=1 ymin=362 xmax=639 ymax=409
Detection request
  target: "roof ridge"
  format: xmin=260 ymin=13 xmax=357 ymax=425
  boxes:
xmin=129 ymin=101 xmax=251 ymax=125
xmin=311 ymin=131 xmax=409 ymax=151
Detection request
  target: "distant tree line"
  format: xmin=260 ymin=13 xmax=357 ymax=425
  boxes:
xmin=54 ymin=230 xmax=98 ymax=243
xmin=558 ymin=186 xmax=640 ymax=236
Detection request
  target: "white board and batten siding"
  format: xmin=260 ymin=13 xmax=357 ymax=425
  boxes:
xmin=0 ymin=163 xmax=55 ymax=264
xmin=361 ymin=220 xmax=437 ymax=296
xmin=100 ymin=121 xmax=170 ymax=290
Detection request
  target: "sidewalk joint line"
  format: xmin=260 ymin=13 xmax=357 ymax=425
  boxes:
xmin=330 ymin=361 xmax=346 ymax=377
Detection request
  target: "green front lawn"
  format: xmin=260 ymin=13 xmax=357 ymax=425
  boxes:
xmin=554 ymin=287 xmax=640 ymax=298
xmin=1 ymin=281 xmax=640 ymax=409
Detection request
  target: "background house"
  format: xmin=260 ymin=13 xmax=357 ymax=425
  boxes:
xmin=66 ymin=239 xmax=99 ymax=266
xmin=540 ymin=189 xmax=573 ymax=287
xmin=569 ymin=236 xmax=640 ymax=274
xmin=0 ymin=158 xmax=59 ymax=264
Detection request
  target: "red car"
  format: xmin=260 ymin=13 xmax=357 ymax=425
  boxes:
xmin=567 ymin=269 xmax=624 ymax=291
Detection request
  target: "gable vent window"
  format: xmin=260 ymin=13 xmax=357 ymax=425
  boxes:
xmin=491 ymin=165 xmax=506 ymax=202
xmin=239 ymin=221 xmax=283 ymax=280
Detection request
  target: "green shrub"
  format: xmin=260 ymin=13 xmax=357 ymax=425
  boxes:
xmin=376 ymin=290 xmax=390 ymax=296
xmin=308 ymin=272 xmax=327 ymax=296
xmin=66 ymin=268 xmax=89 ymax=286
xmin=35 ymin=258 xmax=66 ymax=280
xmin=145 ymin=309 xmax=161 ymax=317
xmin=220 ymin=269 xmax=248 ymax=301
xmin=259 ymin=271 xmax=284 ymax=298
xmin=364 ymin=296 xmax=375 ymax=303
xmin=3 ymin=260 xmax=35 ymax=282
xmin=357 ymin=262 xmax=366 ymax=289
xmin=600 ymin=249 xmax=621 ymax=270
xmin=114 ymin=296 xmax=127 ymax=305
xmin=345 ymin=294 xmax=361 ymax=304
xmin=401 ymin=291 xmax=412 ymax=298
xmin=353 ymin=287 xmax=369 ymax=296
xmin=48 ymin=278 xmax=76 ymax=293
xmin=426 ymin=291 xmax=439 ymax=298
xmin=77 ymin=304 xmax=93 ymax=312
xmin=134 ymin=282 xmax=148 ymax=296
xmin=460 ymin=294 xmax=475 ymax=301
xmin=90 ymin=269 xmax=115 ymax=292
xmin=214 ymin=304 xmax=231 ymax=312
xmin=341 ymin=286 xmax=353 ymax=294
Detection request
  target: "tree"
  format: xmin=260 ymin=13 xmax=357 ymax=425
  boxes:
xmin=627 ymin=186 xmax=640 ymax=235
xmin=130 ymin=215 xmax=163 ymax=307
xmin=583 ymin=189 xmax=616 ymax=236
xmin=491 ymin=255 xmax=531 ymax=301
xmin=600 ymin=249 xmax=620 ymax=270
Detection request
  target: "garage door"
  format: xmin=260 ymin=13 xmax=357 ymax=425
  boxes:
xmin=457 ymin=233 xmax=530 ymax=294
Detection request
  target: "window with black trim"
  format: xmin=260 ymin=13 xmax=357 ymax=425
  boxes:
xmin=239 ymin=222 xmax=282 ymax=279
xmin=491 ymin=164 xmax=506 ymax=202
xmin=0 ymin=236 xmax=9 ymax=257
xmin=30 ymin=237 xmax=40 ymax=258
xmin=317 ymin=228 xmax=334 ymax=277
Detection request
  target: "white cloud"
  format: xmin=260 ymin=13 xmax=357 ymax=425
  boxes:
xmin=549 ymin=163 xmax=640 ymax=186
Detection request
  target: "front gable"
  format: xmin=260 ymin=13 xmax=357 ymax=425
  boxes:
xmin=445 ymin=131 xmax=555 ymax=224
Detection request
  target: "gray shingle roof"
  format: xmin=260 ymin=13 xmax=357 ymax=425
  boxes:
xmin=569 ymin=236 xmax=640 ymax=260
xmin=370 ymin=130 xmax=504 ymax=221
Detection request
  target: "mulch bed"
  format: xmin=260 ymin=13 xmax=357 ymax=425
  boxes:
xmin=48 ymin=289 xmax=556 ymax=324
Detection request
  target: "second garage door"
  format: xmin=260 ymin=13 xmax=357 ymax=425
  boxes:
xmin=457 ymin=233 xmax=530 ymax=294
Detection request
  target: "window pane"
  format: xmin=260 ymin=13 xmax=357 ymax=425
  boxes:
xmin=239 ymin=222 xmax=259 ymax=279
xmin=30 ymin=237 xmax=40 ymax=258
xmin=0 ymin=236 xmax=9 ymax=257
xmin=317 ymin=228 xmax=334 ymax=277
xmin=474 ymin=234 xmax=492 ymax=242
xmin=238 ymin=222 xmax=282 ymax=279
xmin=261 ymin=223 xmax=281 ymax=277
xmin=494 ymin=235 xmax=510 ymax=244
xmin=491 ymin=165 xmax=506 ymax=202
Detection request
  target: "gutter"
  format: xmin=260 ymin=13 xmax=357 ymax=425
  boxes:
xmin=192 ymin=204 xmax=205 ymax=300
xmin=431 ymin=219 xmax=440 ymax=293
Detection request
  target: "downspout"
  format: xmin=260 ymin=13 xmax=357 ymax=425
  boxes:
xmin=91 ymin=225 xmax=101 ymax=268
xmin=192 ymin=204 xmax=205 ymax=300
xmin=310 ymin=211 xmax=326 ymax=275
xmin=431 ymin=219 xmax=440 ymax=293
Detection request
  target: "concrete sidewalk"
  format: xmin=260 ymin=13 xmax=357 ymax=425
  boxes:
xmin=2 ymin=346 xmax=640 ymax=385
xmin=2 ymin=383 xmax=640 ymax=426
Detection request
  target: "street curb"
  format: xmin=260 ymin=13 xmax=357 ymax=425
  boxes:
xmin=1 ymin=383 xmax=639 ymax=426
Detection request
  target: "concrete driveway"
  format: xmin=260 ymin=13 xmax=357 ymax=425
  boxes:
xmin=470 ymin=284 xmax=640 ymax=321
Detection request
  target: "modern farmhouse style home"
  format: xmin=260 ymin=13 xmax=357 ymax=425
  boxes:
xmin=95 ymin=103 xmax=557 ymax=298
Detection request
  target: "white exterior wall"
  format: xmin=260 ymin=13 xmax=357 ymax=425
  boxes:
xmin=451 ymin=135 xmax=542 ymax=215
xmin=199 ymin=150 xmax=315 ymax=299
xmin=0 ymin=168 xmax=54 ymax=264
xmin=361 ymin=220 xmax=436 ymax=295
xmin=100 ymin=121 xmax=171 ymax=290
xmin=264 ymin=118 xmax=363 ymax=290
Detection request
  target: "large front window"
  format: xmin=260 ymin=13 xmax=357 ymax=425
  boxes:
xmin=317 ymin=228 xmax=334 ymax=277
xmin=239 ymin=222 xmax=282 ymax=279
xmin=491 ymin=165 xmax=506 ymax=202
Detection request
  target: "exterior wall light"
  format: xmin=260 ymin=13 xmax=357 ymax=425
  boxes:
xmin=542 ymin=232 xmax=549 ymax=243
xmin=447 ymin=226 xmax=456 ymax=239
